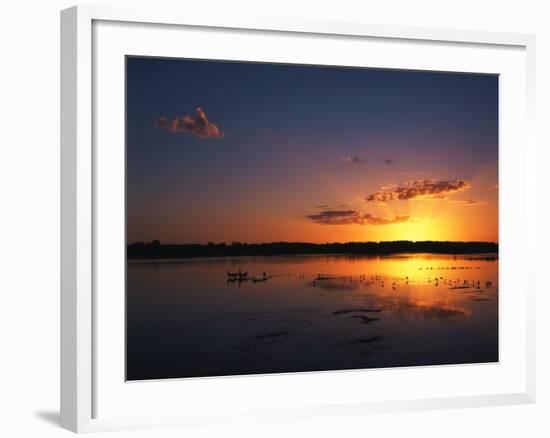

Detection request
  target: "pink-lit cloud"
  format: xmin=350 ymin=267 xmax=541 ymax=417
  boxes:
xmin=155 ymin=107 xmax=224 ymax=139
xmin=307 ymin=210 xmax=410 ymax=226
xmin=366 ymin=179 xmax=470 ymax=202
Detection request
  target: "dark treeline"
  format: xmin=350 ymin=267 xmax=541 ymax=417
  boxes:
xmin=127 ymin=240 xmax=498 ymax=259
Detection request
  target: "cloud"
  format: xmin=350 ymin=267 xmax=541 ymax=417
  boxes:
xmin=366 ymin=179 xmax=470 ymax=202
xmin=363 ymin=214 xmax=410 ymax=225
xmin=448 ymin=198 xmax=486 ymax=206
xmin=314 ymin=204 xmax=329 ymax=209
xmin=155 ymin=107 xmax=224 ymax=139
xmin=341 ymin=156 xmax=366 ymax=164
xmin=489 ymin=183 xmax=498 ymax=191
xmin=384 ymin=158 xmax=395 ymax=165
xmin=307 ymin=210 xmax=410 ymax=226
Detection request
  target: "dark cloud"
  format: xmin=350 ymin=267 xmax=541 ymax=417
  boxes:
xmin=307 ymin=210 xmax=409 ymax=226
xmin=366 ymin=179 xmax=470 ymax=202
xmin=314 ymin=204 xmax=329 ymax=209
xmin=341 ymin=156 xmax=366 ymax=164
xmin=154 ymin=107 xmax=224 ymax=139
xmin=384 ymin=158 xmax=395 ymax=165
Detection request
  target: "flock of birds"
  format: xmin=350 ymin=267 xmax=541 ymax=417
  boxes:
xmin=227 ymin=265 xmax=496 ymax=292
xmin=226 ymin=270 xmax=270 ymax=284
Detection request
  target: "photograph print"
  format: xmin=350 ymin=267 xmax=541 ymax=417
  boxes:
xmin=126 ymin=57 xmax=499 ymax=381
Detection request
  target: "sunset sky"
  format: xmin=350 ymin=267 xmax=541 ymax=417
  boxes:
xmin=126 ymin=57 xmax=498 ymax=244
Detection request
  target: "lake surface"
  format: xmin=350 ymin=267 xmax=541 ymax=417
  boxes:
xmin=127 ymin=253 xmax=498 ymax=380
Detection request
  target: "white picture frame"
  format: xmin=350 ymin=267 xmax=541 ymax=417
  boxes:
xmin=61 ymin=4 xmax=536 ymax=433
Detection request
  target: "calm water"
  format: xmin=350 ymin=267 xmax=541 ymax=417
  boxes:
xmin=127 ymin=253 xmax=498 ymax=380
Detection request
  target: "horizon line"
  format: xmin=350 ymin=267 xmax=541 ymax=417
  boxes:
xmin=128 ymin=240 xmax=499 ymax=246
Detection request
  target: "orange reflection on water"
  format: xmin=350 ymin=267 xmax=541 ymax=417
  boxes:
xmin=127 ymin=252 xmax=498 ymax=379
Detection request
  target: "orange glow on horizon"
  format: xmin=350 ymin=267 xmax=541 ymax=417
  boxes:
xmin=127 ymin=152 xmax=498 ymax=245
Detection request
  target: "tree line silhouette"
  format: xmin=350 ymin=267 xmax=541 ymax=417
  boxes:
xmin=127 ymin=240 xmax=498 ymax=259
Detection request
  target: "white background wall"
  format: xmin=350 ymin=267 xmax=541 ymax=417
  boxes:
xmin=0 ymin=0 xmax=547 ymax=436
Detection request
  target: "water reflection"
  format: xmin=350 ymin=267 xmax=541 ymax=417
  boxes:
xmin=127 ymin=253 xmax=498 ymax=380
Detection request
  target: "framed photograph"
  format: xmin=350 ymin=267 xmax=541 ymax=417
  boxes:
xmin=61 ymin=5 xmax=536 ymax=433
